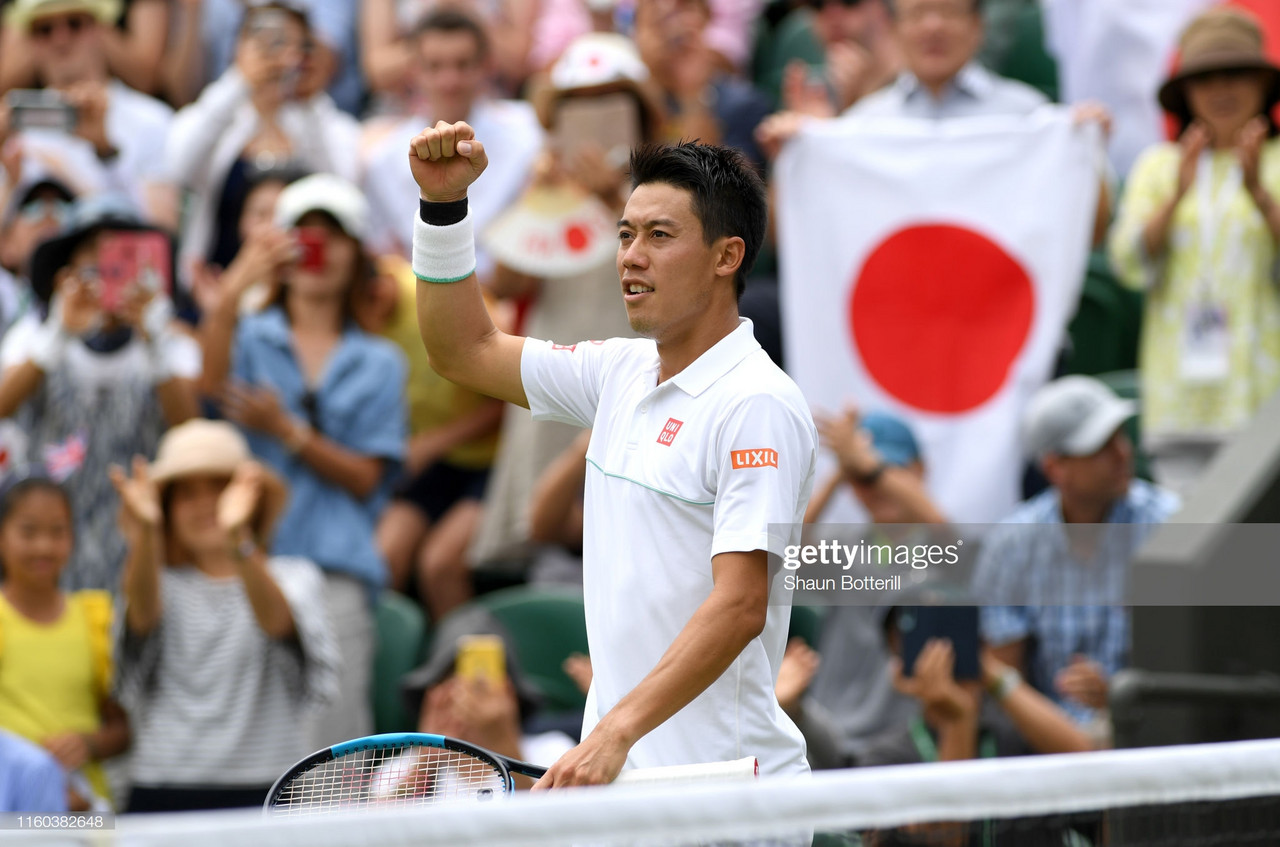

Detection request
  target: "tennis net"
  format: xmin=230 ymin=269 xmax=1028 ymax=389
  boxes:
xmin=9 ymin=738 xmax=1280 ymax=846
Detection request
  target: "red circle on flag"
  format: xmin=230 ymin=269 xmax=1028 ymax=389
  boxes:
xmin=850 ymin=224 xmax=1035 ymax=414
xmin=565 ymin=224 xmax=590 ymax=252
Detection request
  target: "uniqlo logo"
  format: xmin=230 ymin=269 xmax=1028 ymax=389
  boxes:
xmin=730 ymin=449 xmax=778 ymax=469
xmin=657 ymin=418 xmax=684 ymax=446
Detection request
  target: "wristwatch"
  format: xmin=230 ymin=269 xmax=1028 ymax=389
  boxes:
xmin=852 ymin=461 xmax=887 ymax=486
xmin=988 ymin=667 xmax=1022 ymax=702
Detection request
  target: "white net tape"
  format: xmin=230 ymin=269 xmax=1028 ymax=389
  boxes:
xmin=9 ymin=739 xmax=1280 ymax=847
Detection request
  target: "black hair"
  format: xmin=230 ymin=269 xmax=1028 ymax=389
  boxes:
xmin=413 ymin=7 xmax=489 ymax=62
xmin=627 ymin=142 xmax=767 ymax=301
xmin=0 ymin=476 xmax=73 ymax=580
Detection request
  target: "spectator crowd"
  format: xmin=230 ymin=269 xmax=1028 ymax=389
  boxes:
xmin=0 ymin=0 xmax=1276 ymax=818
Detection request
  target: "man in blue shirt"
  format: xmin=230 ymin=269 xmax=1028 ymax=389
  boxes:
xmin=973 ymin=376 xmax=1180 ymax=731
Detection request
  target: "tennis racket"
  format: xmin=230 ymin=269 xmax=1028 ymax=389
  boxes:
xmin=264 ymin=732 xmax=757 ymax=816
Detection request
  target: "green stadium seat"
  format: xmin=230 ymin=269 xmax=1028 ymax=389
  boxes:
xmin=471 ymin=585 xmax=590 ymax=714
xmin=788 ymin=604 xmax=826 ymax=649
xmin=1066 ymin=250 xmax=1143 ymax=378
xmin=990 ymin=1 xmax=1059 ymax=101
xmin=372 ymin=590 xmax=429 ymax=733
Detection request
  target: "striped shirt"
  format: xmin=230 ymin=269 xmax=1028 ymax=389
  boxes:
xmin=117 ymin=557 xmax=338 ymax=787
xmin=973 ymin=480 xmax=1180 ymax=725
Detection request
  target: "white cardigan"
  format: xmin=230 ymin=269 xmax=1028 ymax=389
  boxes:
xmin=165 ymin=67 xmax=360 ymax=282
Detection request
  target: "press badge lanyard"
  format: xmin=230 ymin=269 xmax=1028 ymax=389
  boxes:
xmin=1195 ymin=150 xmax=1243 ymax=298
xmin=1181 ymin=152 xmax=1242 ymax=383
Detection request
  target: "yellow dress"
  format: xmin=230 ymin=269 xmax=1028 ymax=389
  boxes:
xmin=0 ymin=590 xmax=114 ymax=803
xmin=1109 ymin=140 xmax=1280 ymax=443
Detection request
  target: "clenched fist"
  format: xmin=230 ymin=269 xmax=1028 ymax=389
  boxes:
xmin=408 ymin=120 xmax=489 ymax=203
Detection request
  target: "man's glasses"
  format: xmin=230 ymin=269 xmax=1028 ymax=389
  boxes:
xmin=30 ymin=14 xmax=95 ymax=40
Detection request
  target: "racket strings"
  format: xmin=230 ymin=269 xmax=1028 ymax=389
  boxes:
xmin=270 ymin=747 xmax=507 ymax=816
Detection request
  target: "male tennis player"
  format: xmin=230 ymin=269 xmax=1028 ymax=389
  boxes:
xmin=409 ymin=121 xmax=815 ymax=786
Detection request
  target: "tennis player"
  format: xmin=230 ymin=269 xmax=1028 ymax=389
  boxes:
xmin=409 ymin=121 xmax=815 ymax=786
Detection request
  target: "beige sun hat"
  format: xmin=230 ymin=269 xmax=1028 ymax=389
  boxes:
xmin=150 ymin=419 xmax=289 ymax=543
xmin=531 ymin=32 xmax=664 ymax=136
xmin=1158 ymin=7 xmax=1280 ymax=123
xmin=5 ymin=0 xmax=122 ymax=31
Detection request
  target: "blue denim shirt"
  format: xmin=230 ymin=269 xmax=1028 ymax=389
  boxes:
xmin=232 ymin=307 xmax=406 ymax=592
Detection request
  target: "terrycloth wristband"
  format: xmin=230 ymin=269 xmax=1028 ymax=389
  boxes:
xmin=413 ymin=206 xmax=476 ymax=284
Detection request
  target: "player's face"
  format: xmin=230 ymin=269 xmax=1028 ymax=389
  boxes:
xmin=617 ymin=182 xmax=727 ymax=341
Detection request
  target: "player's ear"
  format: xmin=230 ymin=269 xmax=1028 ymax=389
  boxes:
xmin=714 ymin=236 xmax=745 ymax=280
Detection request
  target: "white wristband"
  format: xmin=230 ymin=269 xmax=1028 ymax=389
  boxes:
xmin=412 ymin=212 xmax=476 ymax=284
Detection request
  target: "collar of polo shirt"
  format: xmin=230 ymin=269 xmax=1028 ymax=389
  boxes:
xmin=665 ymin=318 xmax=760 ymax=396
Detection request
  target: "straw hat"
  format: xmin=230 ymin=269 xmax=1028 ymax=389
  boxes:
xmin=150 ymin=419 xmax=289 ymax=544
xmin=1158 ymin=8 xmax=1280 ymax=119
xmin=5 ymin=0 xmax=122 ymax=31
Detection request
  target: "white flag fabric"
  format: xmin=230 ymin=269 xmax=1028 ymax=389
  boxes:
xmin=1042 ymin=0 xmax=1214 ymax=177
xmin=777 ymin=110 xmax=1100 ymax=523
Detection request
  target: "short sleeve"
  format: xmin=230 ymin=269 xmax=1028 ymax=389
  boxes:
xmin=268 ymin=556 xmax=339 ymax=709
xmin=157 ymin=330 xmax=201 ymax=381
xmin=972 ymin=527 xmax=1032 ymax=647
xmin=73 ymin=590 xmax=115 ymax=701
xmin=0 ymin=315 xmax=40 ymax=371
xmin=521 ymin=336 xmax=625 ymax=428
xmin=710 ymin=393 xmax=816 ymax=559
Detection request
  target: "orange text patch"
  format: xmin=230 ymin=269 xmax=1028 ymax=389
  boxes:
xmin=730 ymin=449 xmax=778 ymax=469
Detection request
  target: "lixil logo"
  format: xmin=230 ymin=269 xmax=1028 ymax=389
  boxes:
xmin=730 ymin=449 xmax=778 ymax=469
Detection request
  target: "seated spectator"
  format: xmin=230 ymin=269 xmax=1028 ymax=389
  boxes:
xmin=778 ymin=409 xmax=939 ymax=769
xmin=112 ymin=419 xmax=337 ymax=812
xmin=973 ymin=376 xmax=1180 ymax=735
xmin=1 ymin=0 xmax=174 ymax=225
xmin=188 ymin=163 xmax=309 ymax=324
xmin=0 ymin=0 xmax=169 ymax=96
xmin=0 ymin=163 xmax=80 ymax=338
xmin=766 ymin=0 xmax=902 ymax=117
xmin=0 ymin=476 xmax=129 ymax=810
xmin=0 ymin=194 xmax=199 ymax=592
xmin=165 ymin=3 xmax=358 ymax=284
xmin=359 ymin=7 xmax=543 ymax=270
xmin=401 ymin=605 xmax=576 ymax=784
xmin=360 ymin=253 xmax=506 ymax=621
xmin=199 ymin=174 xmax=406 ymax=748
xmin=161 ymin=0 xmax=356 ymax=113
xmin=857 ymin=596 xmax=1094 ymax=845
xmin=1109 ymin=7 xmax=1280 ymax=496
xmin=634 ymin=0 xmax=772 ymax=167
xmin=0 ymin=729 xmax=67 ymax=812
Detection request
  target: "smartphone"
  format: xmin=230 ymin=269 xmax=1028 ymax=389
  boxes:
xmin=97 ymin=231 xmax=171 ymax=314
xmin=455 ymin=635 xmax=507 ymax=684
xmin=295 ymin=227 xmax=326 ymax=272
xmin=553 ymin=92 xmax=642 ymax=170
xmin=6 ymin=89 xmax=77 ymax=135
xmin=898 ymin=606 xmax=981 ymax=681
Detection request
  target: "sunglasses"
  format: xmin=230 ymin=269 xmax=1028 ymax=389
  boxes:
xmin=30 ymin=13 xmax=96 ymax=40
xmin=18 ymin=198 xmax=71 ymax=224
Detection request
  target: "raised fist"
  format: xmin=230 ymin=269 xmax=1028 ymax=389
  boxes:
xmin=408 ymin=120 xmax=489 ymax=203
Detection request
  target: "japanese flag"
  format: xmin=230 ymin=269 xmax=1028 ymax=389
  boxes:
xmin=776 ymin=109 xmax=1100 ymax=523
xmin=1044 ymin=0 xmax=1280 ymax=177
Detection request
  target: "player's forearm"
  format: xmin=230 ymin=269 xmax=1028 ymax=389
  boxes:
xmin=595 ymin=582 xmax=768 ymax=750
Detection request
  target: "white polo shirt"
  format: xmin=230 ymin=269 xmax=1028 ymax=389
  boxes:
xmin=522 ymin=318 xmax=815 ymax=777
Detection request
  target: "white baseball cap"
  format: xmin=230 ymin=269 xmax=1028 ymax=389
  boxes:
xmin=273 ymin=173 xmax=370 ymax=242
xmin=1022 ymin=376 xmax=1136 ymax=459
